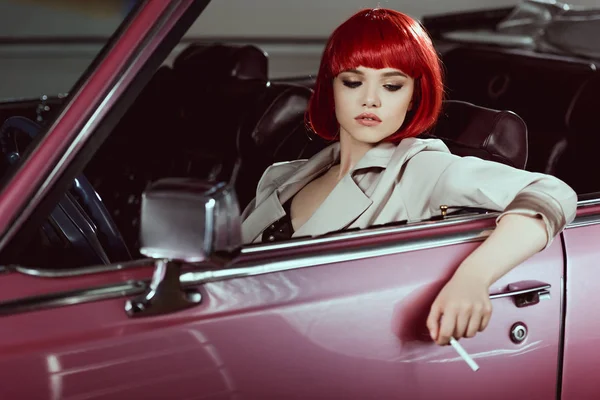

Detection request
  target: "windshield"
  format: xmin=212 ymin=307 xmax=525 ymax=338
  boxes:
xmin=0 ymin=0 xmax=138 ymax=101
xmin=0 ymin=0 xmax=140 ymax=201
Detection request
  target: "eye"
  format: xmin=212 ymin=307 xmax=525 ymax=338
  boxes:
xmin=342 ymin=80 xmax=361 ymax=89
xmin=384 ymin=84 xmax=403 ymax=92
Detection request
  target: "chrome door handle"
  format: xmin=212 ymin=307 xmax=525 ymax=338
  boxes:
xmin=489 ymin=280 xmax=551 ymax=308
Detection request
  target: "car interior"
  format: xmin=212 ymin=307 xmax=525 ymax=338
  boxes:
xmin=0 ymin=40 xmax=593 ymax=269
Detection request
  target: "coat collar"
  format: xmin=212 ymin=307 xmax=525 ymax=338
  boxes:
xmin=292 ymin=171 xmax=372 ymax=238
xmin=242 ymin=138 xmax=450 ymax=243
xmin=277 ymin=141 xmax=397 ymax=201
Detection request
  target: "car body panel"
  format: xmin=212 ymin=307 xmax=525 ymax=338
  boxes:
xmin=561 ymin=215 xmax=600 ymax=399
xmin=0 ymin=217 xmax=563 ymax=399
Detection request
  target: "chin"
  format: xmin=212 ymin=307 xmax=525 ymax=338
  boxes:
xmin=347 ymin=131 xmax=390 ymax=144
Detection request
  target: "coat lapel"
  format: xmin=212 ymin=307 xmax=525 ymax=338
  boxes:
xmin=290 ymin=142 xmax=398 ymax=237
xmin=277 ymin=142 xmax=341 ymax=204
xmin=241 ymin=190 xmax=285 ymax=243
xmin=242 ymin=142 xmax=341 ymax=243
xmin=242 ymin=138 xmax=450 ymax=243
xmin=293 ymin=172 xmax=373 ymax=238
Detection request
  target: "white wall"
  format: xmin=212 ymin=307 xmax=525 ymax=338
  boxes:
xmin=1 ymin=0 xmax=600 ymax=99
xmin=3 ymin=0 xmax=600 ymax=39
xmin=189 ymin=0 xmax=600 ymax=38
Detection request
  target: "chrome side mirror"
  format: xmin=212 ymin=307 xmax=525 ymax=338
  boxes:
xmin=126 ymin=178 xmax=242 ymax=318
xmin=139 ymin=178 xmax=242 ymax=262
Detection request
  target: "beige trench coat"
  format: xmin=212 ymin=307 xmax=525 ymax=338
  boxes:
xmin=241 ymin=138 xmax=577 ymax=247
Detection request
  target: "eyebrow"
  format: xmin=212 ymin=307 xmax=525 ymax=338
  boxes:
xmin=343 ymin=69 xmax=408 ymax=78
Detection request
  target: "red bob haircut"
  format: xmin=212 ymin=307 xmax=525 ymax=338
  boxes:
xmin=306 ymin=8 xmax=444 ymax=142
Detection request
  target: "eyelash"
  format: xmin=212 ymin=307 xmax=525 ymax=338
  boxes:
xmin=341 ymin=80 xmax=403 ymax=92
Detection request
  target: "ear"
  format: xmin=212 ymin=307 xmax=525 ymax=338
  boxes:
xmin=408 ymin=100 xmax=413 ymax=111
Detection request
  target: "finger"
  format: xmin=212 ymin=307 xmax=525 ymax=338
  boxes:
xmin=454 ymin=307 xmax=471 ymax=339
xmin=437 ymin=310 xmax=457 ymax=345
xmin=466 ymin=309 xmax=482 ymax=338
xmin=426 ymin=305 xmax=442 ymax=341
xmin=479 ymin=302 xmax=493 ymax=332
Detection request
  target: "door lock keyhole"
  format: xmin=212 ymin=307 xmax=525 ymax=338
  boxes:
xmin=510 ymin=322 xmax=528 ymax=344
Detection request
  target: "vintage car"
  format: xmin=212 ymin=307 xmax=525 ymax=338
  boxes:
xmin=0 ymin=0 xmax=598 ymax=399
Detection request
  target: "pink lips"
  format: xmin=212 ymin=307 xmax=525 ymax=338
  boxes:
xmin=355 ymin=112 xmax=382 ymax=126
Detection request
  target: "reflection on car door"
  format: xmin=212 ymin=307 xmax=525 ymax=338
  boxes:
xmin=181 ymin=221 xmax=562 ymax=399
xmin=0 ymin=219 xmax=562 ymax=399
xmin=559 ymin=207 xmax=600 ymax=400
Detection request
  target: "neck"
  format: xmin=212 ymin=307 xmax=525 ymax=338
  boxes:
xmin=335 ymin=128 xmax=377 ymax=179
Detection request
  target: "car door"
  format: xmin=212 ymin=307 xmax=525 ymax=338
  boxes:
xmin=174 ymin=215 xmax=563 ymax=399
xmin=0 ymin=211 xmax=563 ymax=399
xmin=559 ymin=200 xmax=600 ymax=400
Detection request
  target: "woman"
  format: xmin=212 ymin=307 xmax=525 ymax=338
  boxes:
xmin=241 ymin=8 xmax=577 ymax=346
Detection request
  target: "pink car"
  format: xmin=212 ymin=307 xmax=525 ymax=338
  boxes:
xmin=0 ymin=1 xmax=597 ymax=399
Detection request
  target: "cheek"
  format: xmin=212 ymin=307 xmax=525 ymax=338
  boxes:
xmin=333 ymin=90 xmax=352 ymax=121
xmin=386 ymin=93 xmax=414 ymax=129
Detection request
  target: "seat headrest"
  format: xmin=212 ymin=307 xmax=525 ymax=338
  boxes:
xmin=427 ymin=100 xmax=528 ymax=169
xmin=235 ymin=82 xmax=325 ymax=208
xmin=173 ymin=43 xmax=268 ymax=81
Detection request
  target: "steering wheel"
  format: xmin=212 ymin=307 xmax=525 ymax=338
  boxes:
xmin=0 ymin=116 xmax=131 ymax=264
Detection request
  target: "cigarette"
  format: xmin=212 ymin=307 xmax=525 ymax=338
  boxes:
xmin=449 ymin=337 xmax=480 ymax=372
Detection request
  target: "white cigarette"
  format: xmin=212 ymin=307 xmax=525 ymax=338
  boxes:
xmin=449 ymin=337 xmax=480 ymax=372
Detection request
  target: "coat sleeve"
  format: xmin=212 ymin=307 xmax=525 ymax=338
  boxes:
xmin=406 ymin=152 xmax=578 ymax=249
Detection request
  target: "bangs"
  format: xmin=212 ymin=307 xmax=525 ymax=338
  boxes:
xmin=307 ymin=7 xmax=443 ymax=142
xmin=327 ymin=9 xmax=426 ymax=78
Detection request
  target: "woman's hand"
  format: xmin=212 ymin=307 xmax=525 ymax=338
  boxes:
xmin=425 ymin=213 xmax=548 ymax=346
xmin=426 ymin=270 xmax=492 ymax=345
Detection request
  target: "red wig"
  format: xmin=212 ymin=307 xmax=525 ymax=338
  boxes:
xmin=306 ymin=8 xmax=444 ymax=142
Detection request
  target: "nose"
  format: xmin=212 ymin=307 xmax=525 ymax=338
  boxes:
xmin=362 ymin=86 xmax=381 ymax=108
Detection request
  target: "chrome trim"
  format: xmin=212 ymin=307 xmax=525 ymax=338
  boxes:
xmin=566 ymin=213 xmax=600 ymax=229
xmin=180 ymin=227 xmax=491 ymax=286
xmin=125 ymin=259 xmax=202 ymax=318
xmin=11 ymin=258 xmax=155 ymax=278
xmin=488 ymin=283 xmax=551 ymax=300
xmin=9 ymin=202 xmax=600 ymax=279
xmin=243 ymin=212 xmax=497 ymax=254
xmin=9 ymin=214 xmax=497 ymax=279
xmin=576 ymin=197 xmax=600 ymax=207
xmin=0 ymin=280 xmax=146 ymax=317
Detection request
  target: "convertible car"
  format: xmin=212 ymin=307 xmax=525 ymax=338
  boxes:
xmin=0 ymin=0 xmax=598 ymax=399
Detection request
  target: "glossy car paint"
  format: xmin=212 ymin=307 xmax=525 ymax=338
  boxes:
xmin=560 ymin=206 xmax=600 ymax=400
xmin=0 ymin=215 xmax=563 ymax=399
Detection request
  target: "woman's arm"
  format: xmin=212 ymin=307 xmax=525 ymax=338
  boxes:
xmin=426 ymin=212 xmax=550 ymax=345
xmin=411 ymin=151 xmax=578 ymax=346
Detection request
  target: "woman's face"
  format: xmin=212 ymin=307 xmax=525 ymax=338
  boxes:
xmin=333 ymin=66 xmax=415 ymax=144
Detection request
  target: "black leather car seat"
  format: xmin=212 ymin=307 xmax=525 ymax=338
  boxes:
xmin=426 ymin=100 xmax=528 ymax=169
xmin=441 ymin=46 xmax=595 ymax=175
xmin=171 ymin=44 xmax=271 ymax=184
xmin=171 ymin=43 xmax=321 ymax=208
xmin=561 ymin=74 xmax=600 ymax=194
xmin=174 ymin=43 xmax=268 ymax=81
xmin=171 ymin=44 xmax=529 ymax=210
